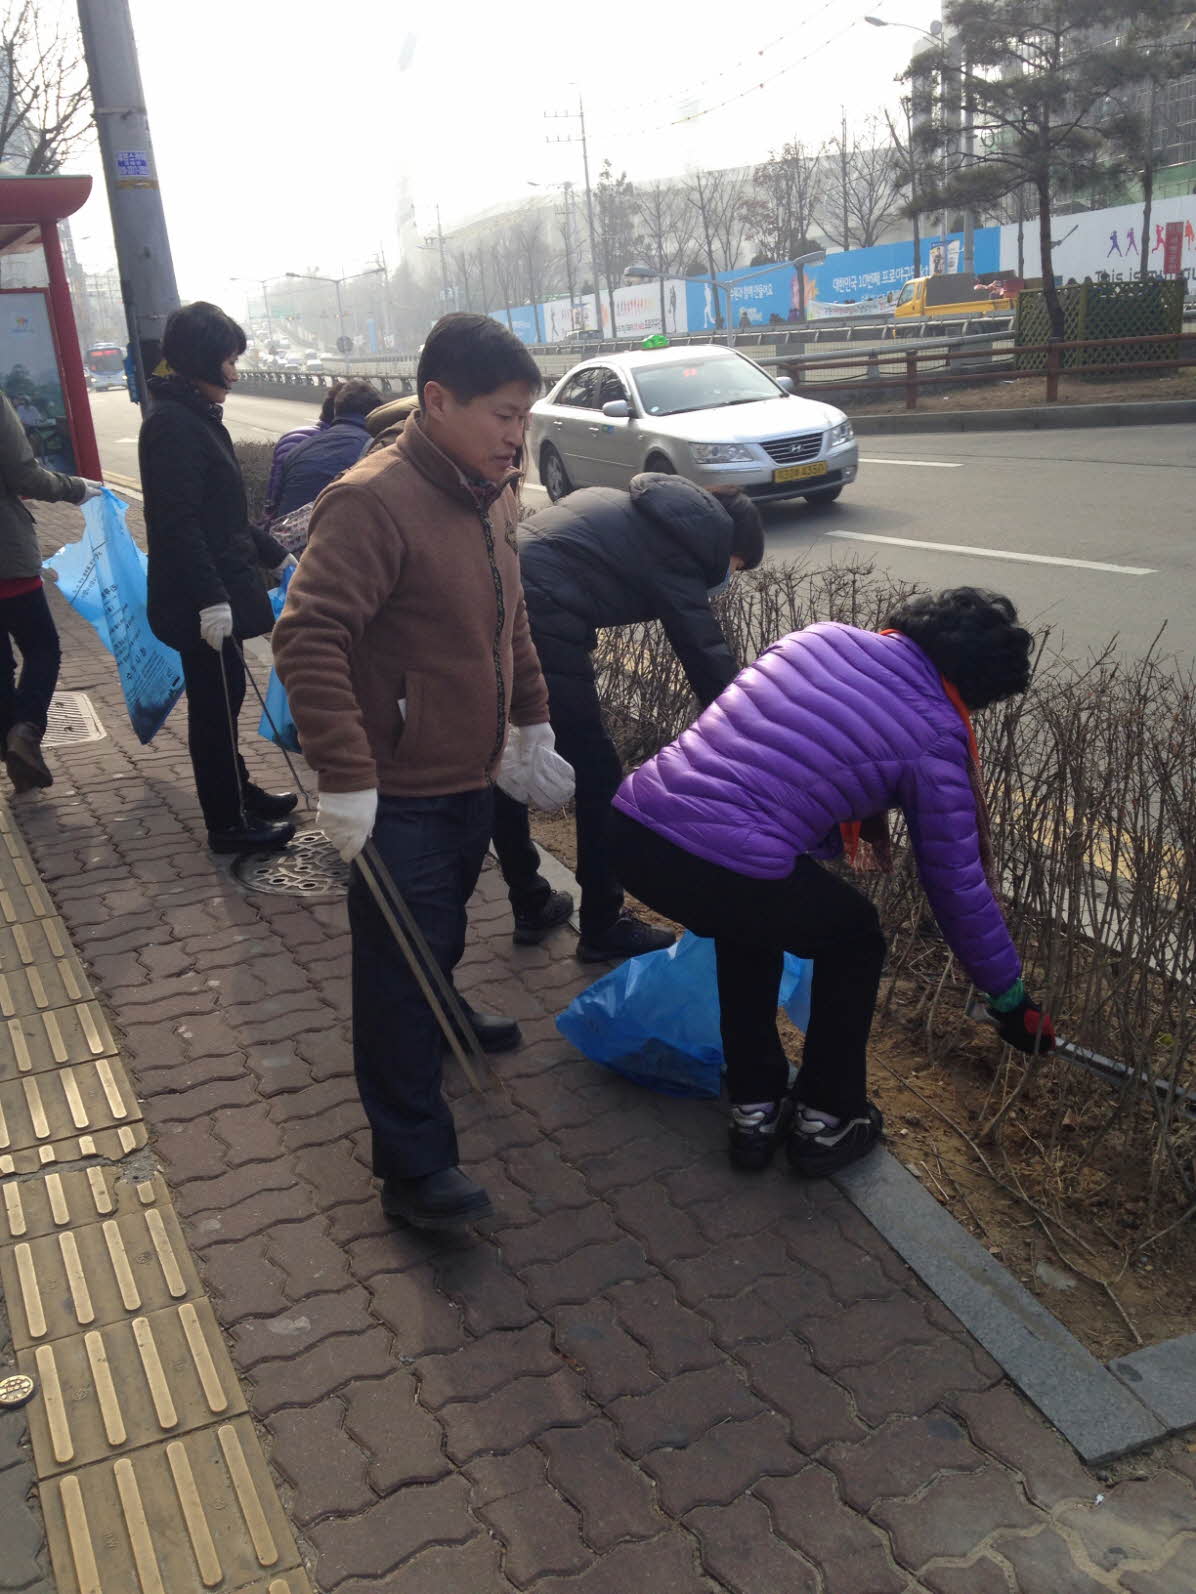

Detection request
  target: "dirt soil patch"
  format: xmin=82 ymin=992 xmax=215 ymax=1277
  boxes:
xmin=532 ymin=810 xmax=1196 ymax=1363
xmin=840 ymin=368 xmax=1196 ymax=417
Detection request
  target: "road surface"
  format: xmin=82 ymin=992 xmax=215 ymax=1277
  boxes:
xmin=91 ymin=390 xmax=1194 ymax=661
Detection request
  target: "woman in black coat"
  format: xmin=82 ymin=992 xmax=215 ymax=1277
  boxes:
xmin=140 ymin=302 xmax=296 ymax=851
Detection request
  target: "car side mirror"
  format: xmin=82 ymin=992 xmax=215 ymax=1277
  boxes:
xmin=776 ymin=376 xmax=796 ymax=394
xmin=602 ymin=399 xmax=631 ymax=419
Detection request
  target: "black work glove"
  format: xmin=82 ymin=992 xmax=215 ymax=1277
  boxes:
xmin=985 ymin=993 xmax=1056 ymax=1055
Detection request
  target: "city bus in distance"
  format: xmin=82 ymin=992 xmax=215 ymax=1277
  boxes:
xmin=85 ymin=343 xmax=126 ymax=391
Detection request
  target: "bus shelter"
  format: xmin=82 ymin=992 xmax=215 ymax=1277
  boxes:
xmin=0 ymin=174 xmax=101 ymax=479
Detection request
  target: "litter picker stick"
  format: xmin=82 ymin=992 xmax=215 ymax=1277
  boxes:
xmin=357 ymin=842 xmax=490 ymax=1096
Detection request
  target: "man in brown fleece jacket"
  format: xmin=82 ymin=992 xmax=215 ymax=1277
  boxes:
xmin=273 ymin=315 xmax=573 ymax=1229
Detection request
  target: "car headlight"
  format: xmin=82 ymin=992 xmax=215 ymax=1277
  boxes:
xmin=827 ymin=419 xmax=854 ymax=448
xmin=690 ymin=442 xmax=756 ymax=464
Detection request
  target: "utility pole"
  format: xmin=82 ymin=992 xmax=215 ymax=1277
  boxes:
xmin=76 ymin=0 xmax=179 ymax=410
xmin=839 ymin=109 xmax=851 ymax=252
xmin=546 ymin=95 xmax=602 ymax=335
xmin=560 ymin=182 xmax=576 ymax=327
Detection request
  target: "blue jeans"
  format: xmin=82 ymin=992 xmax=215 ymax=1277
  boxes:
xmin=348 ymin=789 xmax=494 ymax=1180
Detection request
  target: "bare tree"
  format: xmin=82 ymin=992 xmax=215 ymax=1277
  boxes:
xmin=685 ymin=167 xmax=752 ymax=274
xmin=490 ymin=229 xmax=524 ymax=331
xmin=819 ymin=115 xmax=902 ymax=250
xmin=446 ymin=247 xmax=477 ymax=313
xmin=595 ymin=160 xmax=636 ymax=333
xmin=0 ymin=2 xmax=92 ymax=174
xmin=511 ymin=211 xmax=552 ymax=341
xmin=742 ymin=140 xmax=824 ymax=266
xmin=632 ymin=182 xmax=696 ymax=329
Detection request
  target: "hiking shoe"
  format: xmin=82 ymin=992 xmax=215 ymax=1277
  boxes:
xmin=786 ymin=1102 xmax=884 ymax=1179
xmin=381 ymin=1166 xmax=494 ymax=1229
xmin=5 ymin=722 xmax=52 ymax=792
xmin=513 ymin=888 xmax=574 ymax=945
xmin=728 ymin=1098 xmax=796 ymax=1172
xmin=577 ymin=914 xmax=675 ymax=963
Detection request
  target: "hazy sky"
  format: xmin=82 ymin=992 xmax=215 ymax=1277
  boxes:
xmin=69 ymin=0 xmax=937 ymax=317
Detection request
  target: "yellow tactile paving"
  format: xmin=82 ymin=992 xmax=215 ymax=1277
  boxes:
xmin=0 ymin=874 xmax=56 ymax=925
xmin=0 ymin=1001 xmax=117 ymax=1080
xmin=39 ymin=1418 xmax=306 ymax=1594
xmin=0 ymin=1166 xmax=168 ymax=1243
xmin=18 ymin=1299 xmax=247 ymax=1475
xmin=0 ymin=796 xmax=309 ymax=1594
xmin=0 ymin=915 xmax=82 ymax=970
xmin=0 ymin=1052 xmax=140 ymax=1153
xmin=0 ymin=1120 xmax=148 ymax=1176
xmin=0 ymin=951 xmax=93 ymax=1017
xmin=0 ymin=1202 xmax=202 ymax=1348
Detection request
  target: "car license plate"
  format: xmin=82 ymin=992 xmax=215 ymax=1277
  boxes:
xmin=773 ymin=461 xmax=829 ymax=483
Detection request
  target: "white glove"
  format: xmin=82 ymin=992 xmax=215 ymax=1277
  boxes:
xmin=79 ymin=480 xmax=104 ymax=503
xmin=498 ymin=723 xmax=574 ymax=811
xmin=318 ymin=789 xmax=378 ymax=862
xmin=198 ymin=602 xmax=234 ymax=651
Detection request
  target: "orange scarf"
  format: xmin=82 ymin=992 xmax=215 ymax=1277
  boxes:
xmin=840 ymin=630 xmax=994 ymax=883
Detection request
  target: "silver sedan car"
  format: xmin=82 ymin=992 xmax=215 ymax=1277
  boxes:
xmin=528 ymin=344 xmax=858 ymax=506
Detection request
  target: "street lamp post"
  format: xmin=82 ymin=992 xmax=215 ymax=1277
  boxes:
xmin=626 ymin=252 xmax=826 ymax=348
xmin=231 ymin=275 xmax=278 ymax=341
xmin=285 ymin=268 xmax=384 ymax=354
xmin=864 ymin=14 xmax=972 ymax=274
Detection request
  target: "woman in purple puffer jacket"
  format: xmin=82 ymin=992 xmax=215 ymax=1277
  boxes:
xmin=610 ymin=587 xmax=1056 ymax=1179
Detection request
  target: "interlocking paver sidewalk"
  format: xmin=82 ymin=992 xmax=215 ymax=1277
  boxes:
xmin=3 ymin=497 xmax=1194 ymax=1592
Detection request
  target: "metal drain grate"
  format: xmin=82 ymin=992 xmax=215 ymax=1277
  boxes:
xmin=42 ymin=692 xmax=106 ymax=747
xmin=232 ymin=828 xmax=349 ymax=899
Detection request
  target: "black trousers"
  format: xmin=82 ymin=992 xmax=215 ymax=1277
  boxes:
xmin=349 ymin=789 xmax=494 ymax=1181
xmin=0 ymin=587 xmax=61 ymax=741
xmin=492 ymin=650 xmax=625 ymax=938
xmin=610 ymin=810 xmax=885 ymax=1118
xmin=179 ymin=640 xmax=251 ymax=831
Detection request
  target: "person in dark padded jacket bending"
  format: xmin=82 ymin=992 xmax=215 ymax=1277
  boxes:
xmin=494 ymin=472 xmax=764 ymax=963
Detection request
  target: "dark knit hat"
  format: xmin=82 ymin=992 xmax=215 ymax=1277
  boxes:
xmin=712 ymin=488 xmax=765 ymax=570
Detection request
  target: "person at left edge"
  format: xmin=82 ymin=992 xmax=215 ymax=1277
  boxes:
xmin=0 ymin=389 xmax=103 ymax=793
xmin=273 ymin=313 xmax=570 ymax=1232
xmin=139 ymin=302 xmax=297 ymax=852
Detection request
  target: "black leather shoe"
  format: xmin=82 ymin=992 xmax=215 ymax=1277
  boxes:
xmin=513 ymin=888 xmax=574 ymax=946
xmin=207 ymin=818 xmax=296 ymax=854
xmin=245 ymin=784 xmax=299 ymax=820
xmin=463 ymin=1005 xmax=522 ymax=1054
xmin=381 ymin=1167 xmax=494 ymax=1229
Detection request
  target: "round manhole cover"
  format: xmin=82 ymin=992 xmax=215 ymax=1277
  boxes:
xmin=232 ymin=828 xmax=349 ymax=899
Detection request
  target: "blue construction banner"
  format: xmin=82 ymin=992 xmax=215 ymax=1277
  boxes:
xmin=45 ymin=488 xmax=184 ymax=744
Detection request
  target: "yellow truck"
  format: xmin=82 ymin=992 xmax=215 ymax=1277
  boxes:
xmin=893 ymin=272 xmax=1021 ymax=320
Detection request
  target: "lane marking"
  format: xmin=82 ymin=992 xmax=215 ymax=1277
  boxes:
xmin=823 ymin=529 xmax=1155 ymax=576
xmin=860 ymin=457 xmax=963 ymax=468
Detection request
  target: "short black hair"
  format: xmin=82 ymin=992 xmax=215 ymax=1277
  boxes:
xmin=417 ymin=313 xmax=541 ymax=407
xmin=333 ymin=378 xmax=383 ymax=419
xmin=161 ymin=301 xmax=246 ymax=387
xmin=318 ymin=381 xmax=342 ymax=425
xmin=883 ymin=587 xmax=1033 ymax=710
xmin=711 ymin=488 xmax=764 ymax=570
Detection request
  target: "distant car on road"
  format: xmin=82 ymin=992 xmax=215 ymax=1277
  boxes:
xmin=280 ymin=354 xmax=302 ymax=372
xmin=528 ymin=344 xmax=858 ymax=506
xmin=304 ymin=351 xmax=323 ymax=372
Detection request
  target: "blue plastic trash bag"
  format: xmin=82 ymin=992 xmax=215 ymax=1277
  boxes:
xmin=44 ymin=488 xmax=183 ymax=744
xmin=257 ymin=566 xmax=300 ymax=753
xmin=557 ymin=931 xmax=813 ymax=1098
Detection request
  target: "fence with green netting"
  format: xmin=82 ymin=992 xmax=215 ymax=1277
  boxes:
xmin=1015 ymin=280 xmax=1184 ymax=371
